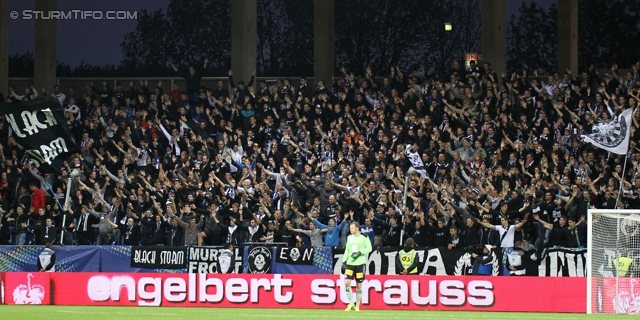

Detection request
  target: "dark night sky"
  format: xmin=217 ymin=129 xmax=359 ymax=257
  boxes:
xmin=8 ymin=0 xmax=555 ymax=68
xmin=9 ymin=0 xmax=169 ymax=67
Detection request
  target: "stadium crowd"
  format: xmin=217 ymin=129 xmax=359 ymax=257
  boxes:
xmin=0 ymin=60 xmax=639 ymax=257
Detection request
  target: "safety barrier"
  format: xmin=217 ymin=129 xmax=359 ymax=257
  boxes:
xmin=0 ymin=272 xmax=586 ymax=312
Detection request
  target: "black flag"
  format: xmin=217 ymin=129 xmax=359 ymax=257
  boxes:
xmin=1 ymin=98 xmax=79 ymax=173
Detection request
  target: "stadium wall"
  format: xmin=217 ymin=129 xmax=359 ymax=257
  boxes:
xmin=1 ymin=272 xmax=586 ymax=312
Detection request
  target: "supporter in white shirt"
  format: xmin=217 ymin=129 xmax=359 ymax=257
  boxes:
xmin=476 ymin=215 xmax=528 ymax=249
xmin=51 ymin=85 xmax=66 ymax=106
xmin=64 ymin=97 xmax=81 ymax=119
xmin=10 ymin=85 xmax=38 ymax=101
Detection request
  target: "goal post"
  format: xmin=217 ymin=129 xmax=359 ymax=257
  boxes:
xmin=587 ymin=209 xmax=640 ymax=315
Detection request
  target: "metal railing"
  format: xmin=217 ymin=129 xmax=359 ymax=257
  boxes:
xmin=6 ymin=68 xmax=630 ymax=94
xmin=6 ymin=76 xmax=317 ymax=94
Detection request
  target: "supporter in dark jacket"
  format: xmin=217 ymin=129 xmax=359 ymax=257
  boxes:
xmin=120 ymin=217 xmax=140 ymax=245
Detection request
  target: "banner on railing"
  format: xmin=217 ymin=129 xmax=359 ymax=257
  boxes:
xmin=273 ymin=247 xmax=333 ymax=274
xmin=538 ymin=247 xmax=587 ymax=277
xmin=0 ymin=246 xmax=101 ymax=272
xmin=331 ymin=247 xmax=587 ymax=276
xmin=331 ymin=247 xmax=497 ymax=276
xmin=1 ymin=272 xmax=587 ymax=312
xmin=130 ymin=246 xmax=187 ymax=269
xmin=244 ymin=245 xmax=273 ymax=274
xmin=187 ymin=246 xmax=243 ymax=274
xmin=276 ymin=247 xmax=315 ymax=265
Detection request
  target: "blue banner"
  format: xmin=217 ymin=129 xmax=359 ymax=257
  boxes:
xmin=0 ymin=246 xmax=100 ymax=272
xmin=273 ymin=247 xmax=333 ymax=274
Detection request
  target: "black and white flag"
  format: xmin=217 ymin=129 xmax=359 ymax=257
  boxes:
xmin=582 ymin=108 xmax=632 ymax=155
xmin=130 ymin=246 xmax=187 ymax=269
xmin=276 ymin=247 xmax=315 ymax=265
xmin=1 ymin=98 xmax=79 ymax=172
xmin=247 ymin=246 xmax=272 ymax=274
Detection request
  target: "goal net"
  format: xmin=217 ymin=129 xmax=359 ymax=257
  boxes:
xmin=588 ymin=209 xmax=640 ymax=314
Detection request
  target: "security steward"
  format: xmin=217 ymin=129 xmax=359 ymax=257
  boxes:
xmin=614 ymin=251 xmax=633 ymax=277
xmin=396 ymin=237 xmax=419 ymax=275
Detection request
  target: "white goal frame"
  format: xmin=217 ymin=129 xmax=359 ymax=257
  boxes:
xmin=587 ymin=209 xmax=640 ymax=315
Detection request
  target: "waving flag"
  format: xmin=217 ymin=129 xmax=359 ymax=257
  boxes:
xmin=1 ymin=98 xmax=80 ymax=172
xmin=582 ymin=108 xmax=632 ymax=155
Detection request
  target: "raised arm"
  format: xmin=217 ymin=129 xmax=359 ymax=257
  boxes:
xmin=283 ymin=162 xmax=296 ymax=175
xmin=111 ymin=140 xmax=127 ymax=154
xmin=533 ymin=214 xmax=553 ymax=230
xmin=290 ymin=143 xmax=313 ymax=155
xmin=514 ymin=216 xmax=528 ymax=230
xmin=330 ymin=180 xmax=350 ymax=192
xmin=256 ymin=163 xmax=276 ymax=177
xmin=501 ymin=130 xmax=516 ymax=149
xmin=92 ymin=148 xmax=104 ymax=162
xmin=289 ymin=227 xmax=311 ymax=236
xmin=426 ymin=177 xmax=440 ymax=193
xmin=313 ymin=218 xmax=328 ymax=230
xmin=158 ymin=122 xmax=173 ymax=141
xmin=474 ymin=217 xmax=496 ymax=230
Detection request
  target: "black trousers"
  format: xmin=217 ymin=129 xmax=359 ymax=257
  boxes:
xmin=76 ymin=231 xmax=92 ymax=245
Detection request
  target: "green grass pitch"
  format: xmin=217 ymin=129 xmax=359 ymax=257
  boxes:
xmin=1 ymin=306 xmax=639 ymax=320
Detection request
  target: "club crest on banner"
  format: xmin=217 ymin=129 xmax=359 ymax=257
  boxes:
xmin=290 ymin=248 xmax=301 ymax=262
xmin=248 ymin=246 xmax=271 ymax=274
